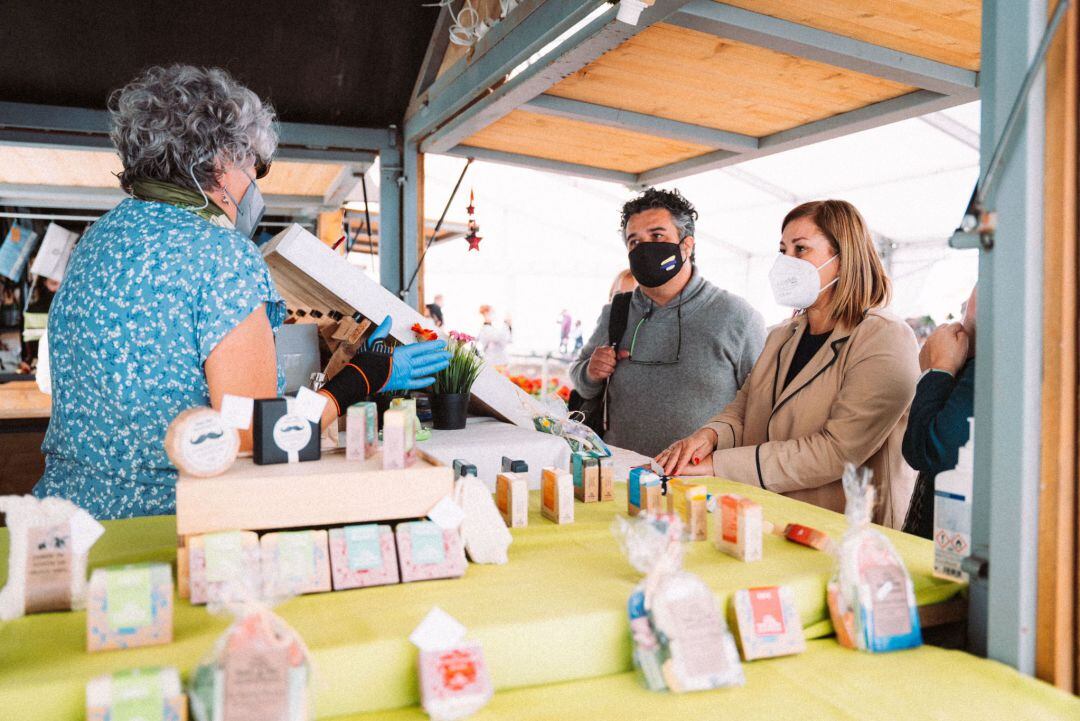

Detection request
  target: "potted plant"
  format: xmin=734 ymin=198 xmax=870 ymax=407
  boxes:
xmin=414 ymin=325 xmax=483 ymax=430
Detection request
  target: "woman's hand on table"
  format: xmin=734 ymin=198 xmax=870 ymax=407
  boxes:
xmin=655 ymin=428 xmax=718 ymax=476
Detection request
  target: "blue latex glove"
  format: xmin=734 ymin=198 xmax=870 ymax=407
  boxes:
xmin=367 ymin=316 xmax=452 ymax=392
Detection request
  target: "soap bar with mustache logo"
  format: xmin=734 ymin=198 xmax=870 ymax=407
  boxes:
xmin=165 ymin=406 xmax=240 ymax=477
xmin=253 ymin=397 xmax=322 ymax=465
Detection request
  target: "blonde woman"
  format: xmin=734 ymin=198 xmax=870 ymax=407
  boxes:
xmin=656 ymin=200 xmax=918 ymax=527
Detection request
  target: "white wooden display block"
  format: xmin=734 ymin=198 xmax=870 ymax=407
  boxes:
xmin=262 ymin=224 xmax=545 ymax=428
xmin=175 ymin=451 xmax=453 ymax=537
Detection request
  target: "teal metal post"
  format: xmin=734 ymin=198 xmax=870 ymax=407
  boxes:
xmin=379 ymin=132 xmax=403 ymax=295
xmin=969 ymin=0 xmax=1046 ymax=672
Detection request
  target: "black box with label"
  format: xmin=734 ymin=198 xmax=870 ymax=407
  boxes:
xmin=253 ymin=397 xmax=321 ymax=465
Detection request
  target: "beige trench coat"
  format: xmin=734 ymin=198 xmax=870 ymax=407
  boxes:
xmin=704 ymin=309 xmax=919 ymax=528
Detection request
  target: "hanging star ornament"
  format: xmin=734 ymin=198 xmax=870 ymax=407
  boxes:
xmin=464 ymin=187 xmax=482 ymax=251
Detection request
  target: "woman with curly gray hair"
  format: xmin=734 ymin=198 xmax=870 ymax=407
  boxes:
xmin=36 ymin=64 xmax=450 ymax=520
xmin=34 ymin=64 xmax=286 ymax=519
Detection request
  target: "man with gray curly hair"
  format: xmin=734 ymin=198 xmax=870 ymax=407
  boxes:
xmin=35 ymin=65 xmax=447 ymax=519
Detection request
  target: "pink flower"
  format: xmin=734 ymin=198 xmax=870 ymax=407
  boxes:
xmin=448 ymin=330 xmax=476 ymax=343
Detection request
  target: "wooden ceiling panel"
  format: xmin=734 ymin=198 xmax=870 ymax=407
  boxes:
xmin=460 ymin=110 xmax=714 ymax=174
xmin=0 ymin=146 xmax=345 ymax=198
xmin=721 ymin=0 xmax=981 ymax=70
xmin=546 ymin=23 xmax=916 ymax=138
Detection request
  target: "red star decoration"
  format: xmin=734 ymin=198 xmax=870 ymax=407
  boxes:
xmin=466 ymin=204 xmax=475 ymax=215
xmin=466 ymin=233 xmax=482 ymax=251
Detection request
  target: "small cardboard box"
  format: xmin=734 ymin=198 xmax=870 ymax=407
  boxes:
xmin=187 ymin=531 xmax=261 ymax=605
xmin=598 ymin=456 xmax=615 ymax=502
xmin=253 ymin=397 xmax=320 ymax=465
xmin=260 ymin=530 xmax=332 ymax=597
xmin=396 ymin=522 xmax=467 ymax=583
xmin=713 ymin=494 xmax=763 ymax=562
xmin=382 ymin=408 xmax=417 ymax=470
xmin=87 ymin=563 xmax=173 ymax=652
xmin=541 ymin=467 xmax=574 ymax=524
xmin=731 ymin=585 xmax=806 ymax=660
xmin=329 ymin=524 xmax=399 ymax=590
xmin=667 ymin=480 xmax=707 ymax=539
xmin=86 ymin=667 xmax=188 ymax=721
xmin=571 ymin=453 xmax=599 ymax=503
xmin=496 ymin=473 xmax=529 ymax=528
xmin=346 ymin=402 xmax=379 ymax=460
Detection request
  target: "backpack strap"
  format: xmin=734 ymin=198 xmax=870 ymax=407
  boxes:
xmin=608 ymin=291 xmax=633 ymax=350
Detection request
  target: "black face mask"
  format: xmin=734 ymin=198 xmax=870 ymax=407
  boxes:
xmin=628 ymin=240 xmax=686 ymax=288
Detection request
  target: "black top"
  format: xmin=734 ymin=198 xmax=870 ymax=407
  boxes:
xmin=784 ymin=330 xmax=831 ymax=389
xmin=426 ymin=303 xmax=444 ymax=325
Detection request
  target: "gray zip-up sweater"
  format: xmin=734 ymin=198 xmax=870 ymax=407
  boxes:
xmin=570 ymin=269 xmax=765 ymax=457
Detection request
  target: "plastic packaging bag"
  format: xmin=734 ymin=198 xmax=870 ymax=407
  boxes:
xmin=453 ymin=476 xmax=512 ymax=565
xmin=614 ymin=514 xmax=744 ymax=692
xmin=188 ymin=597 xmax=314 ymax=721
xmin=0 ymin=495 xmax=104 ymax=620
xmin=828 ymin=464 xmax=922 ymax=653
xmin=533 ymin=412 xmax=611 ymax=457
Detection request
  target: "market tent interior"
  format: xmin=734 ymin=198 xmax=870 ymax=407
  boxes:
xmin=0 ymin=0 xmax=1076 ymax=697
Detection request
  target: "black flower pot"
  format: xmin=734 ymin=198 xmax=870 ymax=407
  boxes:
xmin=432 ymin=393 xmax=469 ymax=430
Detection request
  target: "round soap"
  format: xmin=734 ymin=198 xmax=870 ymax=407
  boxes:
xmin=165 ymin=406 xmax=240 ymax=478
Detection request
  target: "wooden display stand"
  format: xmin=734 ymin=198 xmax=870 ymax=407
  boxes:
xmin=262 ymin=224 xmax=544 ymax=428
xmin=175 ymin=450 xmax=453 ymax=598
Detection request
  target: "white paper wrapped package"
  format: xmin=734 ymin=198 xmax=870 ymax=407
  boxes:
xmin=86 ymin=666 xmax=187 ymax=721
xmin=0 ymin=495 xmax=104 ymax=620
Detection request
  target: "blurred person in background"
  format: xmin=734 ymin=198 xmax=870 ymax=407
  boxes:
xmin=608 ymin=268 xmax=637 ymax=301
xmin=479 ymin=304 xmax=512 ymax=369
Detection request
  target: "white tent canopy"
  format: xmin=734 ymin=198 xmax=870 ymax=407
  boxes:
xmin=420 ymin=101 xmax=980 ymax=353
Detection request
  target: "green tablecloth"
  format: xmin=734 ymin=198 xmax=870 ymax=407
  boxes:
xmin=344 ymin=640 xmax=1080 ymax=721
xmin=0 ymin=479 xmax=964 ymax=719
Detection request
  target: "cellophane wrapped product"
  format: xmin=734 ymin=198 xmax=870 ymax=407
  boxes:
xmin=188 ymin=597 xmax=313 ymax=721
xmin=828 ymin=464 xmax=923 ymax=653
xmin=614 ymin=514 xmax=744 ymax=692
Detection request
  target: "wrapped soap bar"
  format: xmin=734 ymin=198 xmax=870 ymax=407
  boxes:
xmin=571 ymin=452 xmax=599 ymax=503
xmin=667 ymin=480 xmax=707 ymax=541
xmin=253 ymin=398 xmax=321 ymax=465
xmin=188 ymin=531 xmax=262 ymax=605
xmin=411 ymin=608 xmax=493 ymax=721
xmin=540 ymin=467 xmax=574 ymax=524
xmin=453 ymin=476 xmax=512 ymax=565
xmin=628 ymin=466 xmax=656 ymax=517
xmin=261 ymin=530 xmax=332 ymax=597
xmin=0 ymin=495 xmax=104 ymax=620
xmin=346 ymin=402 xmax=378 ymax=461
xmin=87 ymin=563 xmax=173 ymax=652
xmin=713 ymin=494 xmax=762 ymax=562
xmin=598 ymin=456 xmax=615 ymax=502
xmin=390 ymin=397 xmax=421 ymax=440
xmin=189 ymin=605 xmax=312 ymax=721
xmin=496 ymin=473 xmax=528 ymax=528
xmin=829 ymin=464 xmax=922 ymax=653
xmin=615 ymin=514 xmax=744 ymax=693
xmin=382 ymin=408 xmax=417 ymax=469
xmin=731 ymin=586 xmax=805 ymax=660
xmin=397 ymin=521 xmax=467 ymax=583
xmin=328 ymin=524 xmax=400 ymax=590
xmin=86 ymin=667 xmax=187 ymax=721
xmin=781 ymin=523 xmax=835 ymax=553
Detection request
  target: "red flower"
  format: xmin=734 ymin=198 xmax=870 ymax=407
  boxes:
xmin=411 ymin=323 xmax=438 ymax=342
xmin=557 ymin=386 xmax=571 ymax=402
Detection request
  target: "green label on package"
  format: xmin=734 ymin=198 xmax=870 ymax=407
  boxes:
xmin=277 ymin=532 xmax=315 ymax=584
xmin=204 ymin=531 xmax=243 ymax=583
xmin=409 ymin=523 xmax=445 ymax=566
xmin=111 ymin=669 xmax=164 ymax=721
xmin=345 ymin=525 xmax=382 ymax=571
xmin=106 ymin=566 xmax=153 ymax=631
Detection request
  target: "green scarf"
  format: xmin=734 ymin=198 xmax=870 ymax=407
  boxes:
xmin=131 ymin=178 xmax=227 ymax=223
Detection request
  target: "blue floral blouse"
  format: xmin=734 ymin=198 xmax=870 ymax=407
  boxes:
xmin=35 ymin=199 xmax=285 ymax=519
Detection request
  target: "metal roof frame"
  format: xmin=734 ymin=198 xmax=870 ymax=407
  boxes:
xmin=407 ymin=0 xmax=980 ymax=187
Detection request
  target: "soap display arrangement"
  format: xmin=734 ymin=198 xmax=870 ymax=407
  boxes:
xmin=0 ymin=402 xmax=926 ymax=721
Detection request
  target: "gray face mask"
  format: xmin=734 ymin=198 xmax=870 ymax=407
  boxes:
xmin=225 ymin=170 xmax=266 ymax=238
